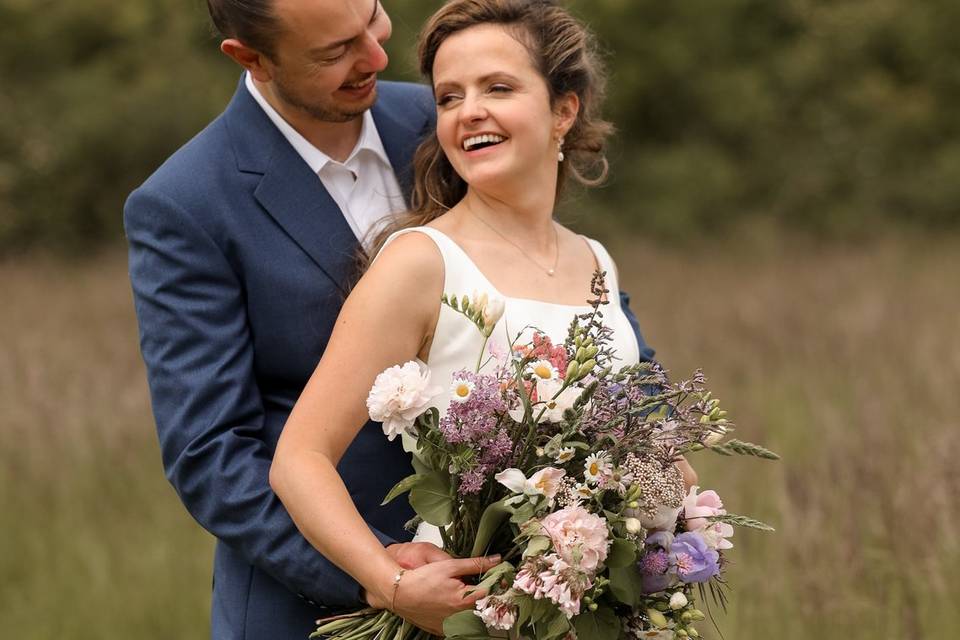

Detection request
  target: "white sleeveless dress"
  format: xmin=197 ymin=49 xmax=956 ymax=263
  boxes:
xmin=377 ymin=226 xmax=642 ymax=544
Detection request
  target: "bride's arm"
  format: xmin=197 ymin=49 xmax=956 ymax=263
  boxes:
xmin=270 ymin=234 xmax=494 ymax=632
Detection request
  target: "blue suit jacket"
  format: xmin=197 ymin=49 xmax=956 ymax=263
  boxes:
xmin=125 ymin=77 xmax=656 ymax=640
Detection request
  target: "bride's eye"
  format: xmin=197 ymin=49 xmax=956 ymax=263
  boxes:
xmin=489 ymin=84 xmax=513 ymax=94
xmin=436 ymin=93 xmax=462 ymax=106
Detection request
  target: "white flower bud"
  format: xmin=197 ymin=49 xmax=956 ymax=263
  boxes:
xmin=624 ymin=518 xmax=643 ymax=535
xmin=669 ymin=591 xmax=688 ymax=610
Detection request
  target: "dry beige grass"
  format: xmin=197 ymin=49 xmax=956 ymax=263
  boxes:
xmin=1 ymin=237 xmax=958 ymax=638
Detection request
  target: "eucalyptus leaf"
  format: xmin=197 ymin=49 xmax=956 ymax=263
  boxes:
xmin=608 ymin=565 xmax=643 ymax=607
xmin=522 ymin=535 xmax=552 ymax=558
xmin=542 ymin=611 xmax=571 ymax=640
xmin=573 ymin=606 xmax=621 ymax=640
xmin=380 ymin=473 xmax=426 ymax=506
xmin=443 ymin=610 xmax=489 ymax=640
xmin=470 ymin=498 xmax=514 ymax=557
xmin=409 ymin=471 xmax=454 ymax=526
xmin=605 ymin=537 xmax=637 ymax=568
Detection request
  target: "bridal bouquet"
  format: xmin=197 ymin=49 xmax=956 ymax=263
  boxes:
xmin=314 ymin=274 xmax=777 ymax=640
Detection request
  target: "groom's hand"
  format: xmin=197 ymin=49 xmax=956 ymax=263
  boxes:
xmin=386 ymin=541 xmax=451 ymax=569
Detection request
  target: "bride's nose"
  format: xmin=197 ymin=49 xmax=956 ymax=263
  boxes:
xmin=458 ymin=92 xmax=488 ymax=124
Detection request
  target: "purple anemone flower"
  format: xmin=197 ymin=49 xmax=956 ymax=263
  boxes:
xmin=670 ymin=531 xmax=720 ymax=584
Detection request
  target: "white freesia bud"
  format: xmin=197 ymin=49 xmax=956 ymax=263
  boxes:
xmin=624 ymin=517 xmax=643 ymax=535
xmin=669 ymin=591 xmax=688 ymax=610
xmin=481 ymin=295 xmax=505 ymax=335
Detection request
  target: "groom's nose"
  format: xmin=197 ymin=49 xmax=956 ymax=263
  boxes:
xmin=355 ymin=8 xmax=391 ymax=74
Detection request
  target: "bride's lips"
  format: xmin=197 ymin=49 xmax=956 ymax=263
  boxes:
xmin=337 ymin=74 xmax=377 ymax=100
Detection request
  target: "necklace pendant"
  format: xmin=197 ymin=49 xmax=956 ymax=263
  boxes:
xmin=547 ymin=268 xmax=555 ymax=276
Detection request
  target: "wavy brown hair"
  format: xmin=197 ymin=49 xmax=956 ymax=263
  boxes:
xmin=365 ymin=0 xmax=613 ymax=263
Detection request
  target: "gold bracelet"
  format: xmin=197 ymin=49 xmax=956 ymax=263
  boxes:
xmin=390 ymin=568 xmax=406 ymax=612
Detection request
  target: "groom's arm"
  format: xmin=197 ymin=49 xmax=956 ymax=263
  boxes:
xmin=619 ymin=289 xmax=657 ymax=362
xmin=124 ymin=186 xmax=392 ymax=609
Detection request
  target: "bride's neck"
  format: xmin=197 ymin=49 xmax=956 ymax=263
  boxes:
xmin=460 ymin=188 xmax=557 ymax=239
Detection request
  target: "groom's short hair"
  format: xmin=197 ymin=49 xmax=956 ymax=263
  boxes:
xmin=207 ymin=0 xmax=283 ymax=59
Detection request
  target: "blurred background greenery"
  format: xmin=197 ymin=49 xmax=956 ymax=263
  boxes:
xmin=2 ymin=0 xmax=959 ymax=639
xmin=2 ymin=0 xmax=960 ymax=253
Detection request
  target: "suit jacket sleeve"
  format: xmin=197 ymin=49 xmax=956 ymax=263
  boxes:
xmin=619 ymin=289 xmax=657 ymax=363
xmin=125 ymin=186 xmax=392 ymax=609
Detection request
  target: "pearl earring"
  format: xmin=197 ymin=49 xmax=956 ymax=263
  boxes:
xmin=557 ymin=137 xmax=565 ymax=162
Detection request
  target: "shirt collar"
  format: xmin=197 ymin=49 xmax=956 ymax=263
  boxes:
xmin=244 ymin=71 xmax=392 ymax=174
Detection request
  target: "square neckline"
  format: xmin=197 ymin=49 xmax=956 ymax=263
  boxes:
xmin=418 ymin=226 xmax=608 ymax=310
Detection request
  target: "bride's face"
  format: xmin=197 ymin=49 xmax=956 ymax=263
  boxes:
xmin=432 ymin=24 xmax=575 ymax=194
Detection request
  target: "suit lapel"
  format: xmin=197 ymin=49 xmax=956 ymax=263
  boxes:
xmin=224 ymin=78 xmax=431 ymax=292
xmin=225 ymin=79 xmax=359 ymax=293
xmin=372 ymin=91 xmax=431 ymax=207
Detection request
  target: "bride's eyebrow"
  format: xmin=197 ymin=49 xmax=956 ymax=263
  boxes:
xmin=434 ymin=72 xmax=523 ymax=94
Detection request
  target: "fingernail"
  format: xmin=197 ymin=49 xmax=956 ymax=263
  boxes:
xmin=489 ymin=554 xmax=501 ymax=562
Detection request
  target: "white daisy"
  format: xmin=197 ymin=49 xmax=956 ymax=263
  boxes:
xmin=450 ymin=378 xmax=475 ymax=403
xmin=583 ymin=451 xmax=613 ymax=485
xmin=527 ymin=359 xmax=559 ymax=381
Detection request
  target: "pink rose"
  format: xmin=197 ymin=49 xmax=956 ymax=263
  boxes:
xmin=682 ymin=486 xmax=726 ymax=531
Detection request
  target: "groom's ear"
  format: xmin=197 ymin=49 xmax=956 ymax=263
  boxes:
xmin=220 ymin=39 xmax=274 ymax=83
xmin=553 ymin=92 xmax=580 ymax=138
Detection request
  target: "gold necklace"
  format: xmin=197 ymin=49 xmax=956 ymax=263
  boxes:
xmin=468 ymin=205 xmax=560 ymax=277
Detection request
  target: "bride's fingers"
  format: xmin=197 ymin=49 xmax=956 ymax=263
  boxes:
xmin=441 ymin=555 xmax=502 ymax=578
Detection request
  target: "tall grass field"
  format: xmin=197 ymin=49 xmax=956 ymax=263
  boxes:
xmin=2 ymin=236 xmax=958 ymax=639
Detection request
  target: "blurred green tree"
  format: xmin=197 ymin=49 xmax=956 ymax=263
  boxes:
xmin=1 ymin=0 xmax=957 ymax=253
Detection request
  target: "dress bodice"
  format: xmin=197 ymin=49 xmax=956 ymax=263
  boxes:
xmin=378 ymin=226 xmax=642 ymax=412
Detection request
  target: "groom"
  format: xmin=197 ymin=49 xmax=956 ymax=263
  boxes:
xmin=126 ymin=1 xmax=656 ymax=639
xmin=124 ymin=1 xmax=448 ymax=638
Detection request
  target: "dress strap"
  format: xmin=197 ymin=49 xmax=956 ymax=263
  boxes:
xmin=374 ymin=226 xmax=478 ymax=296
xmin=582 ymin=237 xmax=622 ymax=300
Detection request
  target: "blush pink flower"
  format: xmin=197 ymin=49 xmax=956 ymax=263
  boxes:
xmin=366 ymin=361 xmax=441 ymax=441
xmin=682 ymin=486 xmax=726 ymax=531
xmin=540 ymin=505 xmax=610 ymax=574
xmin=475 ymin=595 xmax=517 ymax=631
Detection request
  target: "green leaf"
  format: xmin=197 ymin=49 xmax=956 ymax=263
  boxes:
xmin=515 ymin=596 xmax=534 ymax=627
xmin=608 ymin=565 xmax=643 ymax=607
xmin=522 ymin=535 xmax=551 ymax=559
xmin=542 ymin=612 xmax=571 ymax=640
xmin=470 ymin=498 xmax=514 ymax=557
xmin=409 ymin=471 xmax=454 ymax=526
xmin=380 ymin=473 xmax=426 ymax=506
xmin=509 ymin=502 xmax=535 ymax=525
xmin=443 ymin=610 xmax=489 ymax=639
xmin=466 ymin=561 xmax=515 ymax=596
xmin=530 ymin=598 xmax=553 ymax=624
xmin=605 ymin=538 xmax=637 ymax=568
xmin=573 ymin=606 xmax=621 ymax=640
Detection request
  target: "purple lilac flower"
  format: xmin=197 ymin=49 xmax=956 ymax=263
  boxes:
xmin=440 ymin=370 xmax=507 ymax=444
xmin=670 ymin=531 xmax=720 ymax=584
xmin=440 ymin=370 xmax=516 ymax=496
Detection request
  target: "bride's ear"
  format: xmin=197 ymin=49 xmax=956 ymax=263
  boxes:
xmin=553 ymin=92 xmax=580 ymax=138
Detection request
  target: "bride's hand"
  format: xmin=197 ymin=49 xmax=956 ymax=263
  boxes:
xmin=387 ymin=541 xmax=451 ymax=569
xmin=367 ymin=554 xmax=501 ymax=635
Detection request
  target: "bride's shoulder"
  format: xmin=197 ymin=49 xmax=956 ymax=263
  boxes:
xmin=365 ymin=228 xmax=444 ymax=291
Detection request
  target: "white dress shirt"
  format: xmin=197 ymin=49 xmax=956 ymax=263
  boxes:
xmin=245 ymin=72 xmax=407 ymax=247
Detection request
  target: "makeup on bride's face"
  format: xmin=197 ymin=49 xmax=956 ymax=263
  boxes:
xmin=432 ymin=24 xmax=561 ymax=192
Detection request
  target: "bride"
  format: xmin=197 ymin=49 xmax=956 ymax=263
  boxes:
xmin=270 ymin=0 xmax=695 ymax=635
